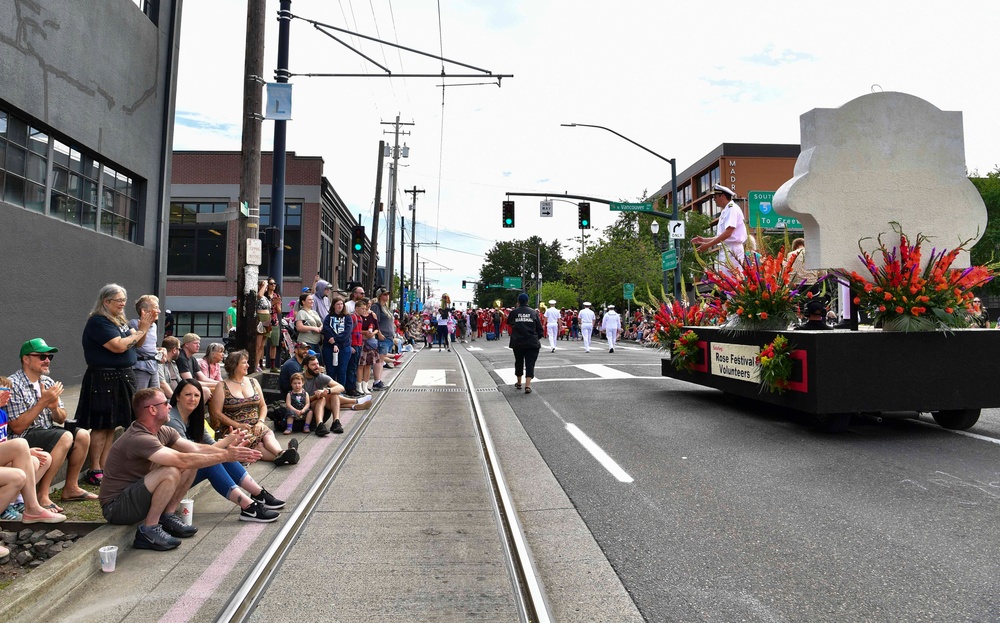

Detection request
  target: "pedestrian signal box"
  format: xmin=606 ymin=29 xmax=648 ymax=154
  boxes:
xmin=502 ymin=201 xmax=515 ymax=228
xmin=578 ymin=202 xmax=591 ymax=229
xmin=351 ymin=225 xmax=365 ymax=252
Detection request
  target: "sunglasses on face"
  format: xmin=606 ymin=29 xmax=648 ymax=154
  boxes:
xmin=29 ymin=353 xmax=55 ymax=361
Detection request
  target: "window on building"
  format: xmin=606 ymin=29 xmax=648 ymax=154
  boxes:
xmin=260 ymin=202 xmax=301 ymax=278
xmin=338 ymin=226 xmax=350 ymax=288
xmin=0 ymin=106 xmax=144 ymax=244
xmin=167 ymin=202 xmax=229 ymax=275
xmin=710 ymin=166 xmax=721 ymax=189
xmin=172 ymin=311 xmax=224 ymax=339
xmin=319 ymin=208 xmax=336 ymax=284
xmin=700 ymin=198 xmax=718 ymax=219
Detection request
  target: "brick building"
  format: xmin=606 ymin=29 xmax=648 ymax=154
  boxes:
xmin=652 ymin=143 xmax=800 ymax=221
xmin=166 ymin=151 xmax=371 ymax=340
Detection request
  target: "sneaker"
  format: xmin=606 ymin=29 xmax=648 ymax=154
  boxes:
xmin=286 ymin=439 xmax=300 ymax=465
xmin=135 ymin=524 xmax=181 ymax=551
xmin=383 ymin=363 xmax=392 ymax=369
xmin=1 ymin=503 xmax=22 ymax=521
xmin=331 ymin=419 xmax=344 ymax=434
xmin=160 ymin=513 xmax=198 ymax=538
xmin=314 ymin=422 xmax=330 ymax=437
xmin=251 ymin=487 xmax=286 ymax=510
xmin=84 ymin=469 xmax=103 ymax=486
xmin=239 ymin=500 xmax=279 ymax=523
xmin=21 ymin=508 xmax=66 ymax=524
xmin=356 ymin=394 xmax=372 ymax=405
xmin=371 ymin=381 xmax=385 ymax=391
xmin=609 ymin=348 xmax=615 ymax=353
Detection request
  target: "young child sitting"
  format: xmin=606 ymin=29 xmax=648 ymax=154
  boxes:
xmin=284 ymin=373 xmax=314 ymax=434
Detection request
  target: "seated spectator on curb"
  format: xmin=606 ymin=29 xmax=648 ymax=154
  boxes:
xmin=0 ymin=381 xmax=66 ymax=526
xmin=208 ymin=351 xmax=299 ymax=466
xmin=177 ymin=333 xmax=215 ymax=401
xmin=7 ymin=339 xmax=97 ymax=509
xmin=164 ymin=379 xmax=282 ymax=523
xmin=284 ymin=373 xmax=315 ymax=434
xmin=198 ymin=343 xmax=225 ymax=385
xmin=301 ymin=355 xmax=344 ymax=435
xmin=99 ymin=387 xmax=262 ymax=551
xmin=278 ymin=341 xmax=311 ymax=396
xmin=158 ymin=336 xmax=182 ymax=399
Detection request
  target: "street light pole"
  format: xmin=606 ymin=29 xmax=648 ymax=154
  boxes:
xmin=561 ymin=122 xmax=680 ymax=299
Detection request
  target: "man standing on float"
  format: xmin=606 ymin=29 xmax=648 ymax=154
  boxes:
xmin=692 ymin=184 xmax=747 ymax=276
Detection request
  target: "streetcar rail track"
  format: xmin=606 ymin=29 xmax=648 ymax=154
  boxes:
xmin=216 ymin=346 xmax=551 ymax=622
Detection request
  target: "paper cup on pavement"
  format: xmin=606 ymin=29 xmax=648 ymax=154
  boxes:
xmin=99 ymin=546 xmax=118 ymax=572
xmin=179 ymin=499 xmax=194 ymax=526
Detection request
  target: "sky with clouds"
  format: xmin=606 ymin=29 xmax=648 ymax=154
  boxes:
xmin=173 ymin=0 xmax=1000 ymax=302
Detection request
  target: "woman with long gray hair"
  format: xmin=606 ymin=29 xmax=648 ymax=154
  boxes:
xmin=75 ymin=283 xmax=155 ymax=486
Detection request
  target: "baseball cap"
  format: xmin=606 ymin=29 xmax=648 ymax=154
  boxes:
xmin=295 ymin=341 xmax=309 ymax=349
xmin=20 ymin=338 xmax=58 ymax=358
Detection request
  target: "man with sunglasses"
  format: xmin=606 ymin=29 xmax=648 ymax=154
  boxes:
xmin=8 ymin=338 xmax=96 ymax=508
xmin=99 ymin=388 xmax=262 ymax=551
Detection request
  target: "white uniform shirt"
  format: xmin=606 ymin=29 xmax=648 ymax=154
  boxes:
xmin=600 ymin=310 xmax=621 ymax=331
xmin=544 ymin=307 xmax=561 ymax=329
xmin=716 ymin=200 xmax=747 ymax=269
xmin=579 ymin=308 xmax=596 ymax=327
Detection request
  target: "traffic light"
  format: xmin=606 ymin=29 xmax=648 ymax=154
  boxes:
xmin=462 ymin=280 xmax=467 ymax=289
xmin=578 ymin=202 xmax=591 ymax=229
xmin=502 ymin=200 xmax=515 ymax=228
xmin=351 ymin=225 xmax=365 ymax=252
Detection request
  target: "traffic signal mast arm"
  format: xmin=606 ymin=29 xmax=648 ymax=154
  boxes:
xmin=503 ymin=192 xmax=675 ymax=219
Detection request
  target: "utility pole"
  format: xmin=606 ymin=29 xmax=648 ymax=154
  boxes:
xmin=399 ymin=215 xmax=406 ymax=313
xmin=267 ymin=0 xmax=292 ymax=290
xmin=237 ymin=0 xmax=265 ymax=365
xmin=404 ymin=186 xmax=424 ymax=312
xmin=368 ymin=141 xmax=385 ymax=292
xmin=381 ymin=115 xmax=413 ymax=303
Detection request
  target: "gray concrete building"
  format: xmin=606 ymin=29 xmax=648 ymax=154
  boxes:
xmin=0 ymin=0 xmax=182 ymax=379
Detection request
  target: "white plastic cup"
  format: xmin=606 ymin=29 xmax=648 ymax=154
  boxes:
xmin=178 ymin=499 xmax=194 ymax=526
xmin=99 ymin=545 xmax=118 ymax=572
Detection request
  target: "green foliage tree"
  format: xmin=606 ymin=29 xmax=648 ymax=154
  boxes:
xmin=475 ymin=236 xmax=565 ymax=308
xmin=970 ymin=168 xmax=1000 ymax=299
xmin=536 ymin=280 xmax=579 ymax=309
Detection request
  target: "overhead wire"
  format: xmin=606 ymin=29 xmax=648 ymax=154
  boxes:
xmin=434 ymin=0 xmax=446 ymax=244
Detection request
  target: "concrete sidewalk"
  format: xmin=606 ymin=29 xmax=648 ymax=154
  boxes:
xmin=1 ymin=346 xmax=641 ymax=622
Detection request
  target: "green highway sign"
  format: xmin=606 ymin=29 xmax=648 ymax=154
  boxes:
xmin=623 ymin=283 xmax=635 ymax=300
xmin=748 ymin=190 xmax=802 ymax=230
xmin=661 ymin=249 xmax=677 ymax=271
xmin=610 ymin=202 xmax=653 ymax=212
xmin=407 ymin=290 xmax=416 ymax=302
xmin=503 ymin=276 xmax=523 ymax=289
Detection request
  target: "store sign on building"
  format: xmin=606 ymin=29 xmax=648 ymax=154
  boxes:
xmin=748 ymin=190 xmax=803 ymax=230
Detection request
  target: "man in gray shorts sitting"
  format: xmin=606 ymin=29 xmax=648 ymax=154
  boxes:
xmin=98 ymin=388 xmax=262 ymax=551
xmin=7 ymin=338 xmax=95 ymax=509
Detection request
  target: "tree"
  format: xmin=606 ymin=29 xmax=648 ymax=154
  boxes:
xmin=970 ymin=168 xmax=1000 ymax=298
xmin=475 ymin=236 xmax=566 ymax=308
xmin=537 ymin=280 xmax=579 ymax=309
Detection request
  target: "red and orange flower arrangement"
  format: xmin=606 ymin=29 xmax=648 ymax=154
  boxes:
xmin=702 ymin=247 xmax=807 ymax=332
xmin=757 ymin=334 xmax=793 ymax=394
xmin=671 ymin=329 xmax=701 ymax=372
xmin=653 ymin=298 xmax=727 ymax=348
xmin=837 ymin=223 xmax=996 ymax=332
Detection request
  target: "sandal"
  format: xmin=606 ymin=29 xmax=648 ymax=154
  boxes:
xmin=84 ymin=469 xmax=104 ymax=486
xmin=524 ymin=387 xmax=532 ymax=394
xmin=302 ymin=425 xmax=310 ymax=433
xmin=42 ymin=502 xmax=65 ymax=513
xmin=60 ymin=490 xmax=99 ymax=502
xmin=514 ymin=383 xmax=522 ymax=390
xmin=284 ymin=426 xmax=293 ymax=435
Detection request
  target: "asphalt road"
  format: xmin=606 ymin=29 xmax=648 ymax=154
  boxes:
xmin=465 ymin=334 xmax=1000 ymax=622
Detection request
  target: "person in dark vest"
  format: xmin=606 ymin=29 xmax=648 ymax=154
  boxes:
xmin=506 ymin=293 xmax=544 ymax=394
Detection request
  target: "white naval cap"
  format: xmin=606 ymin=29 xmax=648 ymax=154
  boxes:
xmin=712 ymin=183 xmax=736 ymax=198
xmin=548 ymin=300 xmax=557 ymax=305
xmin=583 ymin=301 xmax=591 ymax=307
xmin=607 ymin=304 xmax=615 ymax=309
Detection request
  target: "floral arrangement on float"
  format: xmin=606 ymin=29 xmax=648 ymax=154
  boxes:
xmin=837 ymin=223 xmax=997 ymax=332
xmin=671 ymin=329 xmax=701 ymax=372
xmin=756 ymin=334 xmax=794 ymax=394
xmin=652 ymin=297 xmax=727 ymax=348
xmin=701 ymin=246 xmax=808 ymax=332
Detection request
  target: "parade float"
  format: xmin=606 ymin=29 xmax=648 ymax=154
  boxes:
xmin=660 ymin=92 xmax=1000 ymax=432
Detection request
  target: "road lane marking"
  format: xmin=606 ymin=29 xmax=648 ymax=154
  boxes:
xmin=574 ymin=364 xmax=634 ymax=379
xmin=565 ymin=423 xmax=633 ymax=483
xmin=413 ymin=369 xmax=455 ymax=386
